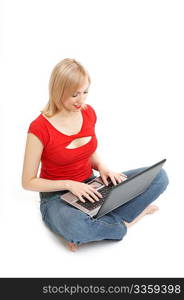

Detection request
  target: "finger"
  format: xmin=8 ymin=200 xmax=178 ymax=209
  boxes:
xmin=89 ymin=186 xmax=103 ymax=198
xmin=115 ymin=177 xmax=121 ymax=185
xmin=119 ymin=174 xmax=127 ymax=181
xmin=78 ymin=195 xmax=86 ymax=203
xmin=101 ymin=175 xmax=109 ymax=186
xmin=117 ymin=176 xmax=123 ymax=184
xmin=110 ymin=176 xmax=117 ymax=186
xmin=117 ymin=173 xmax=127 ymax=182
xmin=122 ymin=176 xmax=127 ymax=181
xmin=86 ymin=190 xmax=100 ymax=202
xmin=94 ymin=189 xmax=103 ymax=199
xmin=81 ymin=192 xmax=96 ymax=203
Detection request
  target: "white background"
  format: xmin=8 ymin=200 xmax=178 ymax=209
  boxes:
xmin=0 ymin=0 xmax=184 ymax=277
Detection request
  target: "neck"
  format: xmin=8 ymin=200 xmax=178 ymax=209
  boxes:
xmin=56 ymin=109 xmax=81 ymax=119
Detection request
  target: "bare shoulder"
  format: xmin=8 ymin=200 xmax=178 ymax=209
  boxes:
xmin=26 ymin=132 xmax=44 ymax=150
xmin=22 ymin=133 xmax=44 ymax=187
xmin=23 ymin=133 xmax=44 ymax=168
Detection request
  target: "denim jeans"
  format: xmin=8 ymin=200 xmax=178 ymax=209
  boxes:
xmin=39 ymin=167 xmax=169 ymax=245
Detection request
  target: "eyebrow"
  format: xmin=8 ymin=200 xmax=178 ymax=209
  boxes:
xmin=75 ymin=86 xmax=89 ymax=93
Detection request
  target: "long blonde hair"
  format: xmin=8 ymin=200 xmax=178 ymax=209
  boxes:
xmin=41 ymin=58 xmax=91 ymax=117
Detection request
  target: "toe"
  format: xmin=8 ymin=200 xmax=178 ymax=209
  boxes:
xmin=67 ymin=242 xmax=78 ymax=252
xmin=147 ymin=205 xmax=159 ymax=214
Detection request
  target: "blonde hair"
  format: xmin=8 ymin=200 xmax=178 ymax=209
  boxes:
xmin=41 ymin=58 xmax=91 ymax=117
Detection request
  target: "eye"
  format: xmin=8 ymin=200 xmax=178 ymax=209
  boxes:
xmin=72 ymin=91 xmax=88 ymax=97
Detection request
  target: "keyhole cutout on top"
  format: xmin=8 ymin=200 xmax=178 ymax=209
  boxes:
xmin=65 ymin=136 xmax=92 ymax=149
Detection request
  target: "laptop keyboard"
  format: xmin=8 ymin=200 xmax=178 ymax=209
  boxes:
xmin=75 ymin=180 xmax=115 ymax=211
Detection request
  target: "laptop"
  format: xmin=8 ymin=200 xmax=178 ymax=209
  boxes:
xmin=60 ymin=159 xmax=166 ymax=219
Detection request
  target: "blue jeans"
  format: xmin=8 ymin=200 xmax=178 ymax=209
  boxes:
xmin=39 ymin=167 xmax=169 ymax=245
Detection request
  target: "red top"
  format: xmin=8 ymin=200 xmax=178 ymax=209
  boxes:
xmin=28 ymin=104 xmax=98 ymax=182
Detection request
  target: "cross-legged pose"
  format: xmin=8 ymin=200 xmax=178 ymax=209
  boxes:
xmin=22 ymin=58 xmax=169 ymax=251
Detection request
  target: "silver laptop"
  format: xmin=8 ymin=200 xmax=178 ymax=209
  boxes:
xmin=60 ymin=159 xmax=166 ymax=219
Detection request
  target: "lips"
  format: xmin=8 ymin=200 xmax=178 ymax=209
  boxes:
xmin=74 ymin=105 xmax=81 ymax=109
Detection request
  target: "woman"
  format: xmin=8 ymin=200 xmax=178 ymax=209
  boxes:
xmin=22 ymin=58 xmax=169 ymax=251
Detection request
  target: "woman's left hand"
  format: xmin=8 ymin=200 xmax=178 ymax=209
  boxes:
xmin=98 ymin=165 xmax=127 ymax=186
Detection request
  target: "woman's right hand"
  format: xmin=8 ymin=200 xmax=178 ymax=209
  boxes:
xmin=67 ymin=181 xmax=103 ymax=203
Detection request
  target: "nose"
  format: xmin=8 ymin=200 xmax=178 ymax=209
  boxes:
xmin=77 ymin=98 xmax=84 ymax=105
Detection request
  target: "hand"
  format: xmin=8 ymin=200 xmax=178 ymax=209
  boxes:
xmin=68 ymin=181 xmax=103 ymax=203
xmin=98 ymin=165 xmax=127 ymax=186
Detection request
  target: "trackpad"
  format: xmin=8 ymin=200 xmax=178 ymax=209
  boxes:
xmin=89 ymin=180 xmax=103 ymax=189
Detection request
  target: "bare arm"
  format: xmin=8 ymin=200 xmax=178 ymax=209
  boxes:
xmin=90 ymin=151 xmax=108 ymax=171
xmin=21 ymin=133 xmax=72 ymax=192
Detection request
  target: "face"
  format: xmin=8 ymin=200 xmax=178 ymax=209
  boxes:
xmin=61 ymin=76 xmax=90 ymax=113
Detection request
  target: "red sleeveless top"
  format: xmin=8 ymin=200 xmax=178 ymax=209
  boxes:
xmin=28 ymin=104 xmax=98 ymax=182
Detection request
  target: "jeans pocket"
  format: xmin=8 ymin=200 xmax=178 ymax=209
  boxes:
xmin=40 ymin=194 xmax=62 ymax=220
xmin=40 ymin=201 xmax=48 ymax=220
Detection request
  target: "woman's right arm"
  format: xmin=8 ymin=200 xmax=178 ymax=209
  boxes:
xmin=21 ymin=133 xmax=102 ymax=201
xmin=21 ymin=133 xmax=72 ymax=192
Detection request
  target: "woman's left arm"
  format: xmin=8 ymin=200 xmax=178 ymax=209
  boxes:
xmin=90 ymin=151 xmax=127 ymax=186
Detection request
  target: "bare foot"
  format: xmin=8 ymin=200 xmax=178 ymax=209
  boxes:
xmin=124 ymin=205 xmax=159 ymax=228
xmin=145 ymin=204 xmax=159 ymax=215
xmin=67 ymin=242 xmax=78 ymax=252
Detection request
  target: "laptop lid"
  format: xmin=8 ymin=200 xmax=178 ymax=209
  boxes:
xmin=95 ymin=159 xmax=166 ymax=219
